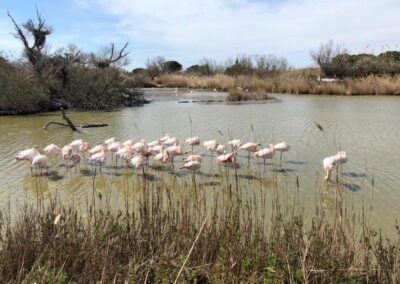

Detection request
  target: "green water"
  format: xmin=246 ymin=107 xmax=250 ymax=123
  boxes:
xmin=0 ymin=90 xmax=399 ymax=232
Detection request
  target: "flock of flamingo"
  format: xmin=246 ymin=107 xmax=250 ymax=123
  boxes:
xmin=14 ymin=134 xmax=347 ymax=181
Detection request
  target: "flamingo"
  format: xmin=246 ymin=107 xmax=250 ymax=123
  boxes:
xmin=70 ymin=140 xmax=90 ymax=160
xmin=274 ymin=142 xmax=290 ymax=165
xmin=254 ymin=144 xmax=275 ymax=168
xmin=180 ymin=160 xmax=201 ymax=172
xmin=216 ymin=145 xmax=226 ymax=154
xmin=31 ymin=154 xmax=48 ymax=175
xmin=122 ymin=139 xmax=133 ymax=147
xmin=104 ymin=137 xmax=117 ymax=146
xmin=160 ymin=133 xmax=172 ymax=143
xmin=89 ymin=145 xmax=106 ymax=156
xmin=108 ymin=142 xmax=123 ymax=167
xmin=254 ymin=144 xmax=275 ymax=159
xmin=89 ymin=150 xmax=107 ymax=174
xmin=62 ymin=145 xmax=73 ymax=168
xmin=133 ymin=140 xmax=148 ymax=155
xmin=163 ymin=146 xmax=184 ymax=171
xmin=164 ymin=145 xmax=184 ymax=162
xmin=185 ymin=154 xmax=202 ymax=163
xmin=217 ymin=152 xmax=237 ymax=164
xmin=69 ymin=139 xmax=83 ymax=152
xmin=149 ymin=145 xmax=163 ymax=154
xmin=154 ymin=150 xmax=166 ymax=163
xmin=227 ymin=139 xmax=241 ymax=149
xmin=323 ymin=151 xmax=347 ymax=181
xmin=16 ymin=148 xmax=39 ymax=162
xmin=16 ymin=148 xmax=39 ymax=173
xmin=239 ymin=142 xmax=260 ymax=163
xmin=69 ymin=152 xmax=82 ymax=172
xmin=185 ymin=136 xmax=200 ymax=146
xmin=131 ymin=154 xmax=144 ymax=170
xmin=202 ymin=139 xmax=218 ymax=151
xmin=162 ymin=137 xmax=179 ymax=147
xmin=147 ymin=140 xmax=160 ymax=147
xmin=44 ymin=144 xmax=62 ymax=155
xmin=116 ymin=146 xmax=133 ymax=168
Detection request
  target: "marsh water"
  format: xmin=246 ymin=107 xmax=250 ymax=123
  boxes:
xmin=0 ymin=89 xmax=399 ymax=233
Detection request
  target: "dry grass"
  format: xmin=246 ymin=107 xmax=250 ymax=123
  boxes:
xmin=154 ymin=72 xmax=400 ymax=98
xmin=0 ymin=163 xmax=399 ymax=283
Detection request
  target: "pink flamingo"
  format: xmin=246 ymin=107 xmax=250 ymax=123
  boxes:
xmin=147 ymin=140 xmax=160 ymax=147
xmin=254 ymin=144 xmax=275 ymax=160
xmin=108 ymin=141 xmax=123 ymax=167
xmin=89 ymin=150 xmax=107 ymax=174
xmin=89 ymin=145 xmax=107 ymax=156
xmin=62 ymin=145 xmax=73 ymax=169
xmin=323 ymin=151 xmax=348 ymax=181
xmin=185 ymin=136 xmax=200 ymax=146
xmin=16 ymin=148 xmax=39 ymax=173
xmin=133 ymin=140 xmax=148 ymax=155
xmin=227 ymin=139 xmax=241 ymax=149
xmin=104 ymin=137 xmax=117 ymax=146
xmin=131 ymin=154 xmax=144 ymax=170
xmin=185 ymin=154 xmax=202 ymax=163
xmin=239 ymin=142 xmax=260 ymax=163
xmin=44 ymin=144 xmax=62 ymax=155
xmin=116 ymin=145 xmax=133 ymax=168
xmin=31 ymin=154 xmax=48 ymax=175
xmin=162 ymin=137 xmax=179 ymax=147
xmin=69 ymin=152 xmax=82 ymax=173
xmin=217 ymin=152 xmax=237 ymax=164
xmin=122 ymin=139 xmax=133 ymax=147
xmin=274 ymin=142 xmax=290 ymax=165
xmin=180 ymin=160 xmax=201 ymax=172
xmin=160 ymin=133 xmax=172 ymax=143
xmin=216 ymin=145 xmax=226 ymax=154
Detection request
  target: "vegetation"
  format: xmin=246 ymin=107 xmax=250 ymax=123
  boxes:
xmin=154 ymin=71 xmax=400 ymax=96
xmin=0 ymin=163 xmax=398 ymax=282
xmin=136 ymin=43 xmax=400 ymax=98
xmin=311 ymin=40 xmax=400 ymax=77
xmin=0 ymin=11 xmax=146 ymax=114
xmin=2 ymin=10 xmax=400 ymax=111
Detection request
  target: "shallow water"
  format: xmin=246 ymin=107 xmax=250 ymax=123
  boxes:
xmin=1 ymin=89 xmax=399 ymax=232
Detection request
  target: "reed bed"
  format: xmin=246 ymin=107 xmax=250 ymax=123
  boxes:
xmin=154 ymin=73 xmax=400 ymax=98
xmin=0 ymin=162 xmax=398 ymax=283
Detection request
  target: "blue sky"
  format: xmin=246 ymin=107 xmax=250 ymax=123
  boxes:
xmin=1 ymin=0 xmax=400 ymax=69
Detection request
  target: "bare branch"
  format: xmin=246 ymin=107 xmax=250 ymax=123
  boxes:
xmin=7 ymin=11 xmax=30 ymax=50
xmin=109 ymin=42 xmax=129 ymax=64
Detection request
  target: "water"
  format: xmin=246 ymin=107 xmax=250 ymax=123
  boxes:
xmin=0 ymin=89 xmax=399 ymax=232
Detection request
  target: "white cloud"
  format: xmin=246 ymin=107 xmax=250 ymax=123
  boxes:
xmin=85 ymin=0 xmax=400 ymax=67
xmin=3 ymin=0 xmax=400 ymax=67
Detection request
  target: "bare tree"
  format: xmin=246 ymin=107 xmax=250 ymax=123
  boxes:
xmin=91 ymin=42 xmax=130 ymax=69
xmin=145 ymin=56 xmax=166 ymax=78
xmin=7 ymin=9 xmax=52 ymax=73
xmin=310 ymin=40 xmax=347 ymax=76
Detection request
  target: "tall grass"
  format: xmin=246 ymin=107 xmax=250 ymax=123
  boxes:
xmin=0 ymin=162 xmax=398 ymax=283
xmin=154 ymin=72 xmax=400 ymax=97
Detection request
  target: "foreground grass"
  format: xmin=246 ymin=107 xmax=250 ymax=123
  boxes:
xmin=154 ymin=72 xmax=400 ymax=98
xmin=0 ymin=167 xmax=398 ymax=283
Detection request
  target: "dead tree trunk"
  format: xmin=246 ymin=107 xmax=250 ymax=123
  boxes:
xmin=43 ymin=109 xmax=108 ymax=131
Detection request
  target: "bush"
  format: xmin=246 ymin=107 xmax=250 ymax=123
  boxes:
xmin=0 ymin=57 xmax=49 ymax=113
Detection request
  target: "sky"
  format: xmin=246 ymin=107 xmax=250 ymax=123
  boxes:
xmin=1 ymin=0 xmax=400 ymax=69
